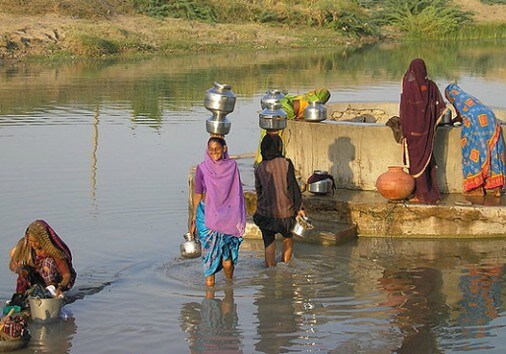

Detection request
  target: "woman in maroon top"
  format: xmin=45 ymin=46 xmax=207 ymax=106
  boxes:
xmin=9 ymin=220 xmax=76 ymax=297
xmin=400 ymin=58 xmax=447 ymax=204
xmin=253 ymin=134 xmax=305 ymax=267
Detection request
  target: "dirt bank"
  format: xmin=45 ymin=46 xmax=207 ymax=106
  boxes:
xmin=0 ymin=0 xmax=504 ymax=61
xmin=0 ymin=13 xmax=359 ymax=60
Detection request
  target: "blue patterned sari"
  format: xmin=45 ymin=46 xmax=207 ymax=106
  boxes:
xmin=445 ymin=84 xmax=506 ymax=191
xmin=195 ymin=201 xmax=242 ymax=277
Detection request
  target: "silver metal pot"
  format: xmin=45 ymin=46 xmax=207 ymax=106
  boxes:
xmin=291 ymin=216 xmax=315 ymax=238
xmin=180 ymin=232 xmax=202 ymax=259
xmin=206 ymin=116 xmax=231 ymax=135
xmin=303 ymin=101 xmax=327 ymax=122
xmin=308 ymin=178 xmax=333 ymax=194
xmin=259 ymin=106 xmax=287 ymax=131
xmin=261 ymin=89 xmax=285 ymax=110
xmin=204 ymin=82 xmax=236 ymax=119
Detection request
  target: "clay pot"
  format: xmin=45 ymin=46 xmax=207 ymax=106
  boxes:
xmin=376 ymin=165 xmax=415 ymax=200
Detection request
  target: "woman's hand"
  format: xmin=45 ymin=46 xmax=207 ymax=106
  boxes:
xmin=189 ymin=219 xmax=196 ymax=235
xmin=297 ymin=209 xmax=306 ymax=218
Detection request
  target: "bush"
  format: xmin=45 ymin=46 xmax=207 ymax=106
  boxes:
xmin=133 ymin=0 xmax=217 ymax=22
xmin=376 ymin=0 xmax=471 ymax=38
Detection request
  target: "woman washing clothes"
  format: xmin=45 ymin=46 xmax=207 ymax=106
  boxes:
xmin=190 ymin=137 xmax=246 ymax=287
xmin=400 ymin=58 xmax=447 ymax=204
xmin=253 ymin=134 xmax=305 ymax=267
xmin=9 ymin=220 xmax=76 ymax=298
xmin=445 ymin=83 xmax=506 ymax=197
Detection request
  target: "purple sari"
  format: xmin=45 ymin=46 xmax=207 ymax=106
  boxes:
xmin=400 ymin=59 xmax=446 ymax=203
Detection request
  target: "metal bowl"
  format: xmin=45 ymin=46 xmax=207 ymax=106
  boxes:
xmin=308 ymin=178 xmax=333 ymax=194
xmin=291 ymin=216 xmax=315 ymax=238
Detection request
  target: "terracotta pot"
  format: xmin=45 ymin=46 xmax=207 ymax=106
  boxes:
xmin=376 ymin=165 xmax=415 ymax=200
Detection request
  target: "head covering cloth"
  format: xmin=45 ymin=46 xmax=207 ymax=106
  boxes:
xmin=260 ymin=134 xmax=284 ymax=161
xmin=25 ymin=220 xmax=76 ymax=288
xmin=198 ymin=140 xmax=246 ymax=237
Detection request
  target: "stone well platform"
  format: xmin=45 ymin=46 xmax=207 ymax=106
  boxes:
xmin=243 ymin=187 xmax=506 ymax=243
xmin=233 ymin=158 xmax=506 ymax=243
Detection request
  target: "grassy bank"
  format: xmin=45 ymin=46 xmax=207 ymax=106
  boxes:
xmin=0 ymin=0 xmax=505 ymax=60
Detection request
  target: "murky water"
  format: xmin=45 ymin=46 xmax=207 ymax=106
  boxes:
xmin=1 ymin=40 xmax=505 ymax=353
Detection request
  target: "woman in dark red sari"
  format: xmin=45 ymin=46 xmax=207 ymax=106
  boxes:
xmin=400 ymin=58 xmax=447 ymax=204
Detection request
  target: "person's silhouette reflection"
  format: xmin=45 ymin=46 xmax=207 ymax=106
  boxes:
xmin=378 ymin=267 xmax=447 ymax=354
xmin=180 ymin=287 xmax=242 ymax=353
xmin=254 ymin=269 xmax=299 ymax=353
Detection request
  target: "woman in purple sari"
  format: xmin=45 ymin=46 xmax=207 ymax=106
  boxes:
xmin=190 ymin=137 xmax=246 ymax=287
xmin=400 ymin=58 xmax=447 ymax=204
xmin=9 ymin=220 xmax=76 ymax=297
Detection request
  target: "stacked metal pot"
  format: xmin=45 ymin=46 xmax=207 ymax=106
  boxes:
xmin=204 ymin=82 xmax=237 ymax=135
xmin=259 ymin=89 xmax=287 ymax=131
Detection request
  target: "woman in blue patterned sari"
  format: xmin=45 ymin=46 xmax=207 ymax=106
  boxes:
xmin=445 ymin=83 xmax=506 ymax=196
xmin=190 ymin=137 xmax=246 ymax=287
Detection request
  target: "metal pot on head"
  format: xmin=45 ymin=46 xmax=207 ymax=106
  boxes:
xmin=206 ymin=116 xmax=232 ymax=135
xmin=180 ymin=232 xmax=202 ymax=259
xmin=204 ymin=82 xmax=236 ymax=119
xmin=259 ymin=103 xmax=287 ymax=131
xmin=303 ymin=101 xmax=327 ymax=122
xmin=261 ymin=89 xmax=285 ymax=110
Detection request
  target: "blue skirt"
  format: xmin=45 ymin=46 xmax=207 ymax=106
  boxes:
xmin=195 ymin=201 xmax=242 ymax=277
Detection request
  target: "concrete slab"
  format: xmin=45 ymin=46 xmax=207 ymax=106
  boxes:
xmin=236 ymin=158 xmax=506 ymax=240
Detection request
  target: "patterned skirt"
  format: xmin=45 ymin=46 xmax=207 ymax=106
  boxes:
xmin=195 ymin=201 xmax=242 ymax=277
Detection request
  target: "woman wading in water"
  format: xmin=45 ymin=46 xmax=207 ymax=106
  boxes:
xmin=190 ymin=137 xmax=246 ymax=286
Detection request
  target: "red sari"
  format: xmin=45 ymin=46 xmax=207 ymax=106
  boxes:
xmin=400 ymin=59 xmax=446 ymax=204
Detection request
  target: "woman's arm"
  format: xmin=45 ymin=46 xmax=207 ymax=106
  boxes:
xmin=190 ymin=192 xmax=203 ymax=234
xmin=286 ymin=159 xmax=305 ymax=217
xmin=54 ymin=258 xmax=72 ymax=294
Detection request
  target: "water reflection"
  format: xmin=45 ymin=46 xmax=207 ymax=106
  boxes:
xmin=180 ymin=287 xmax=243 ymax=353
xmin=28 ymin=314 xmax=77 ymax=353
xmin=1 ymin=40 xmax=505 ymax=120
xmin=253 ymin=269 xmax=300 ymax=353
xmin=353 ymin=238 xmax=506 ymax=352
xmin=456 ymin=263 xmax=503 ymax=328
xmin=378 ymin=267 xmax=447 ymax=354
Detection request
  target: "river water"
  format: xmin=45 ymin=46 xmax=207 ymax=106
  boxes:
xmin=0 ymin=40 xmax=505 ymax=353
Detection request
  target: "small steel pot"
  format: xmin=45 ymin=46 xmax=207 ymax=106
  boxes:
xmin=180 ymin=232 xmax=202 ymax=259
xmin=206 ymin=116 xmax=231 ymax=135
xmin=291 ymin=216 xmax=314 ymax=238
xmin=308 ymin=178 xmax=333 ymax=194
xmin=303 ymin=101 xmax=327 ymax=122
